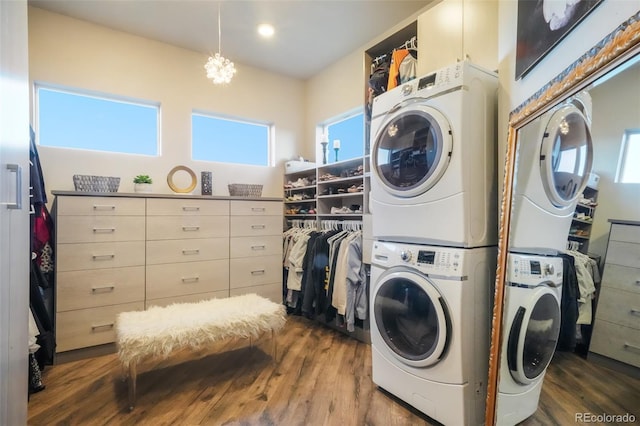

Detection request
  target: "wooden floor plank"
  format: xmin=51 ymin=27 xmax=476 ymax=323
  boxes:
xmin=28 ymin=316 xmax=640 ymax=425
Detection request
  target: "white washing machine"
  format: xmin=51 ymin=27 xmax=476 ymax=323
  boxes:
xmin=495 ymin=252 xmax=564 ymax=425
xmin=370 ymin=241 xmax=496 ymax=425
xmin=509 ymin=91 xmax=593 ymax=255
xmin=369 ymin=61 xmax=498 ymax=248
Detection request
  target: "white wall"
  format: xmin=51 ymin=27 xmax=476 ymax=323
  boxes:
xmin=28 ymin=7 xmax=305 ymax=199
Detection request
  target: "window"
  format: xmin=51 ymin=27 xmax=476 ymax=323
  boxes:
xmin=192 ymin=112 xmax=271 ymax=166
xmin=616 ymin=129 xmax=640 ymax=183
xmin=321 ymin=111 xmax=365 ymax=162
xmin=36 ymin=84 xmax=159 ymax=155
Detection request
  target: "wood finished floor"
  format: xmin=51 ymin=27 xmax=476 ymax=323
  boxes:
xmin=28 ymin=316 xmax=640 ymax=426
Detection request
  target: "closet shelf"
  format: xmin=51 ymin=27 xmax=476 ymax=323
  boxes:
xmin=317 ymin=193 xmax=363 ymax=200
xmin=568 ymin=233 xmax=590 ymax=240
xmin=284 ymin=199 xmax=315 ymax=204
xmin=284 ymin=185 xmax=316 ymax=191
xmin=317 ymin=176 xmax=364 ymax=185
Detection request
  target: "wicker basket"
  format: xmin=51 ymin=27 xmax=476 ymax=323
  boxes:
xmin=73 ymin=175 xmax=120 ymax=192
xmin=228 ymin=183 xmax=263 ymax=197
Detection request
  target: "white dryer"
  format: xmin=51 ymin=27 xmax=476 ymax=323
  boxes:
xmin=509 ymin=91 xmax=593 ymax=255
xmin=370 ymin=241 xmax=496 ymax=425
xmin=496 ymin=252 xmax=564 ymax=425
xmin=369 ymin=61 xmax=498 ymax=248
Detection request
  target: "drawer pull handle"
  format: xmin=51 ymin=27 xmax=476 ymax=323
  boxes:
xmin=92 ymin=254 xmax=115 ymax=260
xmin=623 ymin=342 xmax=640 ymax=352
xmin=251 ymin=224 xmax=266 ymax=229
xmin=91 ymin=285 xmax=115 ymax=293
xmin=182 ymin=276 xmax=200 ymax=283
xmin=93 ymin=227 xmax=116 ymax=233
xmin=251 ymin=269 xmax=265 ymax=275
xmin=91 ymin=323 xmax=114 ymax=331
xmin=251 ymin=245 xmax=266 ymax=250
xmin=93 ymin=205 xmax=116 ymax=211
xmin=630 ymin=309 xmax=640 ymax=316
xmin=182 ymin=226 xmax=200 ymax=231
xmin=182 ymin=249 xmax=200 ymax=255
xmin=251 ymin=207 xmax=266 ymax=212
xmin=182 ymin=206 xmax=200 ymax=211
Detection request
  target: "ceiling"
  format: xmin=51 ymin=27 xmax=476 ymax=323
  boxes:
xmin=28 ymin=0 xmax=432 ymax=80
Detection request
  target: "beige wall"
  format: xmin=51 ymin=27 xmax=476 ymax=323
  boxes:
xmin=28 ymin=7 xmax=305 ymax=199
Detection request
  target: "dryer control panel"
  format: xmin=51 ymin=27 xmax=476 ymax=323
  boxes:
xmin=507 ymin=253 xmax=563 ymax=286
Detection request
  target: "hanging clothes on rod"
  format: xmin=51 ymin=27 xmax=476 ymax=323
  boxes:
xmin=387 ymin=36 xmax=418 ymax=91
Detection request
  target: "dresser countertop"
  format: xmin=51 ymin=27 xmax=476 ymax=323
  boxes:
xmin=52 ymin=190 xmax=282 ymax=202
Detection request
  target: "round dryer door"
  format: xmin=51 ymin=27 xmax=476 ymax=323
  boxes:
xmin=373 ymin=269 xmax=450 ymax=368
xmin=372 ymin=104 xmax=452 ymax=198
xmin=507 ymin=287 xmax=561 ymax=385
xmin=540 ymin=102 xmax=593 ymax=207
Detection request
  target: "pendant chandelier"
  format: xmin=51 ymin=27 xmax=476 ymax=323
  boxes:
xmin=204 ymin=2 xmax=236 ymax=84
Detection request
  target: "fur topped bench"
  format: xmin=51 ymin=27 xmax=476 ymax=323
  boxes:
xmin=115 ymin=293 xmax=287 ymax=410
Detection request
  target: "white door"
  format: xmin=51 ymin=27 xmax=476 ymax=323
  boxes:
xmin=0 ymin=0 xmax=30 ymax=423
xmin=371 ymin=104 xmax=453 ymax=198
xmin=372 ymin=269 xmax=450 ymax=368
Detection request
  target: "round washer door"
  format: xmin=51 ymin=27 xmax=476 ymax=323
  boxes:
xmin=506 ymin=286 xmax=561 ymax=385
xmin=540 ymin=103 xmax=593 ymax=207
xmin=372 ymin=103 xmax=453 ymax=198
xmin=373 ymin=269 xmax=450 ymax=368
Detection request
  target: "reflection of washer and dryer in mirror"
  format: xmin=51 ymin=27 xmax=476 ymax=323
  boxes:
xmin=368 ymin=61 xmax=499 ymax=425
xmin=496 ymin=91 xmax=594 ymax=424
xmin=509 ymin=91 xmax=594 ymax=256
xmin=495 ymin=253 xmax=564 ymax=425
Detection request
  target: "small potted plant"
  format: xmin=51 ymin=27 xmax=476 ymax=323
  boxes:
xmin=133 ymin=174 xmax=153 ymax=193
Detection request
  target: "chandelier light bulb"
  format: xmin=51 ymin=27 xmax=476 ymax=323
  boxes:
xmin=205 ymin=53 xmax=237 ymax=85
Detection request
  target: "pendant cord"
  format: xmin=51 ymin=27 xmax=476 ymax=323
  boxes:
xmin=218 ymin=2 xmax=222 ymax=54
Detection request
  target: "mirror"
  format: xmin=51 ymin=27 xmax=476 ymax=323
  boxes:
xmin=486 ymin=13 xmax=640 ymax=425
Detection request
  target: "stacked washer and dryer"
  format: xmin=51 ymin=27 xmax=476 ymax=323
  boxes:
xmin=368 ymin=61 xmax=498 ymax=425
xmin=496 ymin=91 xmax=593 ymax=425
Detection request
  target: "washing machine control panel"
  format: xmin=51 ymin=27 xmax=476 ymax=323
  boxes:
xmin=507 ymin=253 xmax=564 ymax=286
xmin=373 ymin=242 xmax=463 ymax=275
xmin=413 ymin=63 xmax=464 ymax=95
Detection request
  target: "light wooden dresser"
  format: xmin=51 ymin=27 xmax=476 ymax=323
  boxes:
xmin=589 ymin=219 xmax=640 ymax=377
xmin=53 ymin=192 xmax=283 ymax=357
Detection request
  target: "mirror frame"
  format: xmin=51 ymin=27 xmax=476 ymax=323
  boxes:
xmin=485 ymin=12 xmax=640 ymax=425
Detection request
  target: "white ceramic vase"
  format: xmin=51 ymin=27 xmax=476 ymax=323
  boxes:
xmin=134 ymin=183 xmax=152 ymax=193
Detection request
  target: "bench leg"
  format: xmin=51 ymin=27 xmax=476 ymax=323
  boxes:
xmin=127 ymin=362 xmax=137 ymax=411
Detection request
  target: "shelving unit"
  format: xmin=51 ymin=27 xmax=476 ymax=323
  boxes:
xmin=283 ymin=167 xmax=317 ymax=220
xmin=568 ymin=185 xmax=598 ymax=254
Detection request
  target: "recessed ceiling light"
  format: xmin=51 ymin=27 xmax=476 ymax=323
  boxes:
xmin=257 ymin=23 xmax=275 ymax=38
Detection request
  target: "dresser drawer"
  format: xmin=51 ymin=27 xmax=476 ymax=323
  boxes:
xmin=146 ymin=215 xmax=230 ymax=240
xmin=589 ymin=320 xmax=640 ymax=368
xmin=147 ymin=198 xmax=229 ymax=216
xmin=146 ymin=290 xmax=229 ymax=308
xmin=601 ymin=263 xmax=640 ymax=294
xmin=605 ymin=241 xmax=640 ymax=268
xmin=146 ymin=259 xmax=229 ymax=299
xmin=230 ymin=235 xmax=283 ymax=258
xmin=57 ymin=216 xmax=145 ymax=243
xmin=610 ymin=224 xmax=640 ymax=244
xmin=57 ymin=196 xmax=145 ymax=216
xmin=230 ymin=200 xmax=282 ymax=216
xmin=229 ymin=255 xmax=282 ymax=288
xmin=56 ymin=302 xmax=144 ymax=352
xmin=595 ymin=287 xmax=640 ymax=330
xmin=57 ymin=266 xmax=145 ymax=312
xmin=230 ymin=216 xmax=282 ymax=237
xmin=146 ymin=238 xmax=229 ymax=264
xmin=57 ymin=241 xmax=145 ymax=272
xmin=230 ymin=282 xmax=282 ymax=304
